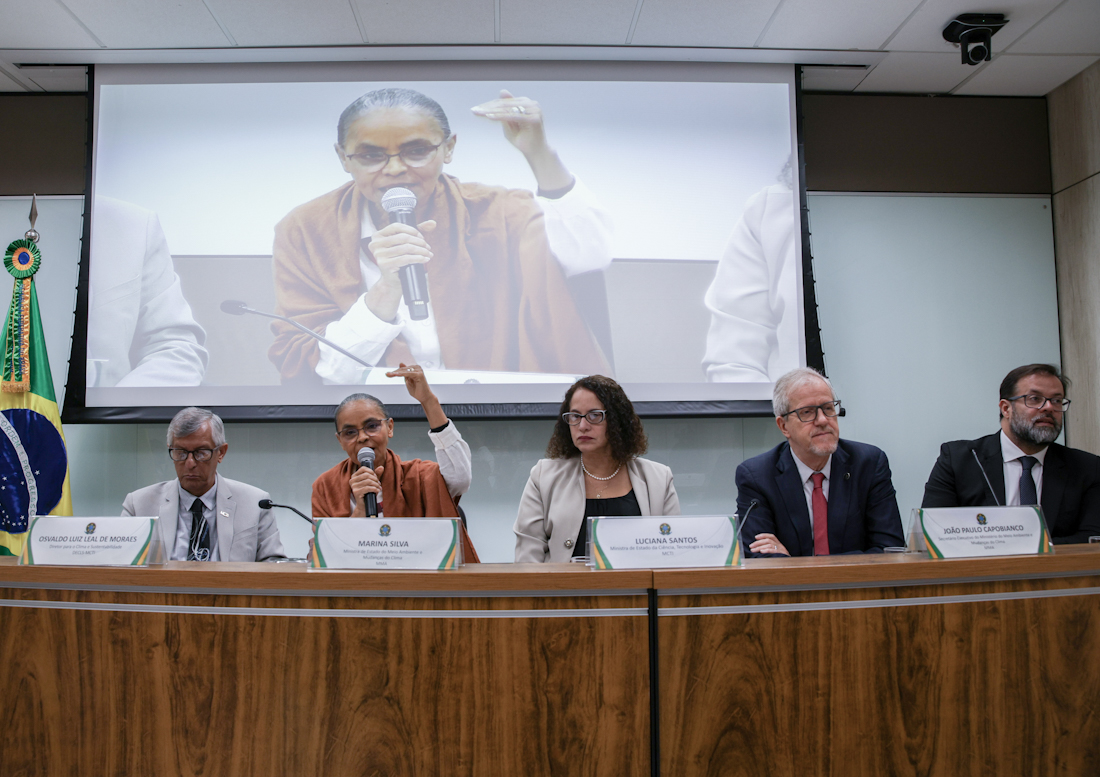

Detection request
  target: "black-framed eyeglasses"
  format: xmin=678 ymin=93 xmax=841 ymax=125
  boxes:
xmin=169 ymin=448 xmax=216 ymax=462
xmin=342 ymin=140 xmax=449 ymax=172
xmin=1007 ymin=394 xmax=1071 ymax=411
xmin=782 ymin=400 xmax=842 ymax=424
xmin=337 ymin=419 xmax=387 ymax=441
xmin=562 ymin=410 xmax=607 ymax=426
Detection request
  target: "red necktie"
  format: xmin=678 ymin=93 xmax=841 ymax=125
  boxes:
xmin=811 ymin=472 xmax=829 ymax=556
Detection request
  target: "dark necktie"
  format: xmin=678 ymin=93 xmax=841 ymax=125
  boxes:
xmin=1019 ymin=456 xmax=1038 ymax=506
xmin=188 ymin=497 xmax=210 ymax=561
xmin=811 ymin=472 xmax=829 ymax=556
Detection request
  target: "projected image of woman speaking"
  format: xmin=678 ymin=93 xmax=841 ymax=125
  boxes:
xmin=268 ymin=87 xmax=613 ymax=385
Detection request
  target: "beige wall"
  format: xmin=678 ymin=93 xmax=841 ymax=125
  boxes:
xmin=1050 ymin=60 xmax=1100 ymax=453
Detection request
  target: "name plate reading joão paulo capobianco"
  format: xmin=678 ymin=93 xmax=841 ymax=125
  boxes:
xmin=20 ymin=516 xmax=158 ymax=566
xmin=310 ymin=518 xmax=463 ymax=569
xmin=588 ymin=515 xmax=741 ymax=569
xmin=919 ymin=506 xmax=1052 ymax=559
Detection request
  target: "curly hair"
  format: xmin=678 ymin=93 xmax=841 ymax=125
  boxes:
xmin=546 ymin=375 xmax=648 ymax=462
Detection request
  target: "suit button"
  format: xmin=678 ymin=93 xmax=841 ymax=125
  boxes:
xmin=564 ymin=539 xmax=574 ymax=548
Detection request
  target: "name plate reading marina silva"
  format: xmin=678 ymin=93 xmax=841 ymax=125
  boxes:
xmin=588 ymin=515 xmax=741 ymax=570
xmin=19 ymin=516 xmax=158 ymax=566
xmin=919 ymin=506 xmax=1052 ymax=559
xmin=311 ymin=518 xmax=463 ymax=570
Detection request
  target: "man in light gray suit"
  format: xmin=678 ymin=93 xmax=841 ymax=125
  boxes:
xmin=122 ymin=407 xmax=284 ymax=562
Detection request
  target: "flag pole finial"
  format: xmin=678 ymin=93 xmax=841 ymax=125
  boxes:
xmin=25 ymin=195 xmax=39 ymax=244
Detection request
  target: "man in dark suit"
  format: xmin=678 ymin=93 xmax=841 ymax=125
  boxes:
xmin=922 ymin=363 xmax=1100 ymax=544
xmin=736 ymin=367 xmax=904 ymax=557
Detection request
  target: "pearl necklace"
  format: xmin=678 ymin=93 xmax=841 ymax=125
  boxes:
xmin=582 ymin=458 xmax=621 ymax=497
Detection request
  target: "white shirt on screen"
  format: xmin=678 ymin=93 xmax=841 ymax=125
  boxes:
xmin=1001 ymin=430 xmax=1046 ymax=506
xmin=792 ymin=452 xmax=832 ymax=537
xmin=315 ymin=179 xmax=612 ymax=384
xmin=173 ymin=476 xmax=219 ymax=561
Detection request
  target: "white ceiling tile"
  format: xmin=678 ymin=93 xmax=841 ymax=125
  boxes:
xmin=1010 ymin=0 xmax=1100 ymax=55
xmin=0 ymin=1 xmax=102 ymax=49
xmin=354 ymin=0 xmax=494 ymax=44
xmin=855 ymin=51 xmax=971 ymax=93
xmin=0 ymin=69 xmax=30 ymax=92
xmin=631 ymin=0 xmax=781 ymax=48
xmin=20 ymin=66 xmax=88 ymax=92
xmin=887 ymin=0 xmax=1062 ymax=54
xmin=759 ymin=0 xmax=923 ymax=50
xmin=954 ymin=54 xmax=1099 ymax=96
xmin=206 ymin=0 xmax=364 ymax=47
xmin=501 ymin=0 xmax=636 ymax=45
xmin=800 ymin=66 xmax=870 ymax=92
xmin=60 ymin=0 xmax=231 ymax=48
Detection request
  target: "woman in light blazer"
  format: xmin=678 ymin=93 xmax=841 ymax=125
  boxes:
xmin=514 ymin=375 xmax=680 ymax=562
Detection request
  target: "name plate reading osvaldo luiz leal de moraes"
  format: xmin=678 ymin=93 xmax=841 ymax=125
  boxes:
xmin=310 ymin=518 xmax=463 ymax=569
xmin=918 ymin=506 xmax=1052 ymax=559
xmin=588 ymin=515 xmax=741 ymax=569
xmin=19 ymin=516 xmax=159 ymax=566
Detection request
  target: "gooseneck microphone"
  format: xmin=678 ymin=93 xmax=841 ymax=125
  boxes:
xmin=739 ymin=499 xmax=759 ymax=553
xmin=357 ymin=447 xmax=379 ymax=518
xmin=220 ymin=299 xmax=373 ymax=373
xmin=970 ymin=449 xmax=1002 ymax=506
xmin=258 ymin=498 xmax=314 ymax=525
xmin=380 ymin=187 xmax=430 ymax=321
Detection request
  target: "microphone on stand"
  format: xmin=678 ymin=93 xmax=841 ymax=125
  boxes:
xmin=358 ymin=447 xmax=379 ymax=518
xmin=380 ymin=187 xmax=430 ymax=321
xmin=970 ymin=449 xmax=1002 ymax=506
xmin=220 ymin=299 xmax=373 ymax=374
xmin=258 ymin=499 xmax=314 ymax=525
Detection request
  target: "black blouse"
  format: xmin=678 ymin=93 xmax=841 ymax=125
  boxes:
xmin=573 ymin=489 xmax=642 ymax=558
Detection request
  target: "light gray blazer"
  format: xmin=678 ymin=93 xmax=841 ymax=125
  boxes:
xmin=121 ymin=476 xmax=285 ymax=562
xmin=514 ymin=457 xmax=680 ymax=563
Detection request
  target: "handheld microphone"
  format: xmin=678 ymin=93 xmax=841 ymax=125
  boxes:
xmin=357 ymin=447 xmax=379 ymax=518
xmin=258 ymin=498 xmax=314 ymax=525
xmin=220 ymin=299 xmax=373 ymax=374
xmin=381 ymin=187 xmax=430 ymax=321
xmin=970 ymin=448 xmax=1002 ymax=506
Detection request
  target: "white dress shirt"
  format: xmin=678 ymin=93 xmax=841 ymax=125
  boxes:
xmin=173 ymin=475 xmax=219 ymax=561
xmin=1001 ymin=430 xmax=1046 ymax=506
xmin=792 ymin=452 xmax=832 ymax=537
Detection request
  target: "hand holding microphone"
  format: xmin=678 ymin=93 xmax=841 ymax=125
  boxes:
xmin=351 ymin=446 xmax=383 ymax=518
xmin=364 ymin=188 xmax=433 ymax=322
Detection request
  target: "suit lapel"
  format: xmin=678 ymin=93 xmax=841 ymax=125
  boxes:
xmin=775 ymin=446 xmax=812 ymax=555
xmin=160 ymin=485 xmax=180 ymax=557
xmin=215 ymin=478 xmax=235 ymax=561
xmin=827 ymin=444 xmax=851 ymax=551
xmin=979 ymin=433 xmax=1007 ymax=505
xmin=1041 ymin=445 xmax=1066 ymax=532
xmin=627 ymin=460 xmax=652 ymax=516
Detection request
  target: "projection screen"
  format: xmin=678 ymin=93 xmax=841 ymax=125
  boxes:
xmin=75 ymin=61 xmax=807 ymax=420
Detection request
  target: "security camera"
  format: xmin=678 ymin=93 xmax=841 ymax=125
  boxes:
xmin=943 ymin=13 xmax=1008 ymax=66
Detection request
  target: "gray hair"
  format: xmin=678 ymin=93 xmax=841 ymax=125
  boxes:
xmin=334 ymin=393 xmax=389 ymax=429
xmin=337 ymin=88 xmax=451 ymax=147
xmin=167 ymin=407 xmax=225 ymax=447
xmin=772 ymin=368 xmax=836 ymax=418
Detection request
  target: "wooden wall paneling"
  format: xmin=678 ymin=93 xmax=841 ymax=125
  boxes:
xmin=1048 ymin=59 xmax=1100 ymax=194
xmin=1054 ymin=173 xmax=1100 ymax=454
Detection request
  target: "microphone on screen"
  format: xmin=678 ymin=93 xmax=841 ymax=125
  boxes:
xmin=381 ymin=187 xmax=430 ymax=321
xmin=970 ymin=448 xmax=1002 ymax=506
xmin=258 ymin=498 xmax=314 ymax=525
xmin=220 ymin=299 xmax=373 ymax=374
xmin=357 ymin=447 xmax=379 ymax=518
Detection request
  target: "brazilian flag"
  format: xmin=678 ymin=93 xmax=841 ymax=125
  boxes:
xmin=0 ymin=236 xmax=72 ymax=556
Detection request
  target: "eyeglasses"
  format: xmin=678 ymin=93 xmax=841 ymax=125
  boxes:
xmin=1007 ymin=394 xmax=1071 ymax=411
xmin=169 ymin=448 xmax=216 ymax=462
xmin=343 ymin=140 xmax=448 ymax=172
xmin=562 ymin=410 xmax=607 ymax=426
xmin=782 ymin=400 xmax=842 ymax=423
xmin=337 ymin=419 xmax=387 ymax=441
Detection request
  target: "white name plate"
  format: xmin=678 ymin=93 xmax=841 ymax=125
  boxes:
xmin=311 ymin=518 xmax=463 ymax=569
xmin=20 ymin=516 xmax=159 ymax=566
xmin=918 ymin=506 xmax=1052 ymax=559
xmin=589 ymin=515 xmax=741 ymax=570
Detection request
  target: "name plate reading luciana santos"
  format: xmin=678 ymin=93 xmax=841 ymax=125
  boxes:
xmin=311 ymin=518 xmax=463 ymax=569
xmin=918 ymin=506 xmax=1052 ymax=559
xmin=588 ymin=515 xmax=741 ymax=570
xmin=19 ymin=516 xmax=158 ymax=566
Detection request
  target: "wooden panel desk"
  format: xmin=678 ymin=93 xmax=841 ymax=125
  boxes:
xmin=655 ymin=547 xmax=1100 ymax=777
xmin=0 ymin=560 xmax=651 ymax=777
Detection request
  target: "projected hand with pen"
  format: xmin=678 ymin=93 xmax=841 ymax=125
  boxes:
xmin=472 ymin=89 xmax=574 ymax=193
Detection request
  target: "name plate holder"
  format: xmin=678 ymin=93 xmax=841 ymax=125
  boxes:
xmin=915 ymin=506 xmax=1053 ymax=559
xmin=310 ymin=518 xmax=463 ymax=570
xmin=19 ymin=516 xmax=162 ymax=566
xmin=587 ymin=515 xmax=741 ymax=570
